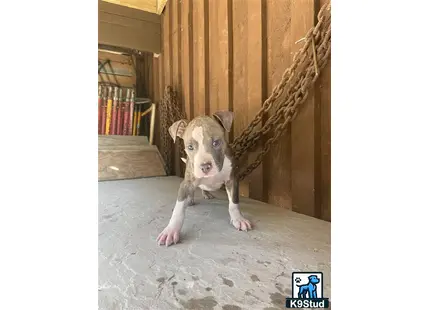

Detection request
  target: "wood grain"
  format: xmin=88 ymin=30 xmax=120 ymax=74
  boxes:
xmin=98 ymin=1 xmax=161 ymax=53
xmin=99 ymin=135 xmax=149 ymax=148
xmin=264 ymin=0 xmax=293 ymax=210
xmin=152 ymin=0 xmax=331 ymax=221
xmin=180 ymin=0 xmax=193 ymax=120
xmin=290 ymin=0 xmax=316 ymax=217
xmin=98 ymin=147 xmax=166 ymax=181
xmin=171 ymin=0 xmax=183 ymax=177
xmin=232 ymin=0 xmax=249 ymax=197
xmin=98 ymin=51 xmax=133 ymax=64
xmin=319 ymin=0 xmax=331 ymax=222
xmin=246 ymin=0 xmax=264 ymax=201
xmin=192 ymin=0 xmax=208 ymax=116
xmin=102 ymin=0 xmax=157 ymax=14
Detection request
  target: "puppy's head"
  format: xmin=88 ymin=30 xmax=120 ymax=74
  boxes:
xmin=169 ymin=110 xmax=233 ymax=179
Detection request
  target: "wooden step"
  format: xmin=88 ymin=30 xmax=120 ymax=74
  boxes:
xmin=98 ymin=135 xmax=166 ymax=181
xmin=98 ymin=135 xmax=149 ymax=148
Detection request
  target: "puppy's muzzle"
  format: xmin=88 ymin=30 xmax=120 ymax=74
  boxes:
xmin=200 ymin=162 xmax=213 ymax=174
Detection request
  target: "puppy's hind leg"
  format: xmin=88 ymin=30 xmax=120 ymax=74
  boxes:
xmin=202 ymin=189 xmax=215 ymax=199
xmin=188 ymin=191 xmax=195 ymax=206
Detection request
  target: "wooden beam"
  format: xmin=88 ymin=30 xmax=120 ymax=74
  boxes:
xmin=157 ymin=0 xmax=168 ymax=14
xmin=291 ymin=0 xmax=317 ymax=217
xmin=102 ymin=0 xmax=158 ymax=14
xmin=98 ymin=1 xmax=161 ymax=53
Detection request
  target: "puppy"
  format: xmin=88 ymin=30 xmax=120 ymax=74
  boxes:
xmin=157 ymin=110 xmax=252 ymax=246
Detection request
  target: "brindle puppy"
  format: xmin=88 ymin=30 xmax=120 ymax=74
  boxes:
xmin=157 ymin=110 xmax=252 ymax=246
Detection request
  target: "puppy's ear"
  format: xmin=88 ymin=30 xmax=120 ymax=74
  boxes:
xmin=168 ymin=119 xmax=188 ymax=143
xmin=213 ymin=110 xmax=234 ymax=132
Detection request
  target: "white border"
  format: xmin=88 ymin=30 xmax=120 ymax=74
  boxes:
xmin=1 ymin=1 xmax=430 ymax=309
xmin=1 ymin=1 xmax=97 ymax=309
xmin=333 ymin=1 xmax=430 ymax=309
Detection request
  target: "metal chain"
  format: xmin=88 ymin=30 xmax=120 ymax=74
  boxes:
xmin=159 ymin=2 xmax=331 ymax=180
xmin=160 ymin=86 xmax=187 ymax=175
xmin=234 ymin=3 xmax=331 ymax=181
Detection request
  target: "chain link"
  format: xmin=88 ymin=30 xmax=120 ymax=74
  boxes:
xmin=159 ymin=2 xmax=331 ymax=180
xmin=159 ymin=86 xmax=187 ymax=175
xmin=235 ymin=3 xmax=331 ymax=180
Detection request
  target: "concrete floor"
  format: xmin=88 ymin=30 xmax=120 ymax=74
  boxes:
xmin=98 ymin=176 xmax=331 ymax=310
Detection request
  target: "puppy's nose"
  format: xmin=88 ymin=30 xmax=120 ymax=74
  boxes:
xmin=200 ymin=162 xmax=213 ymax=174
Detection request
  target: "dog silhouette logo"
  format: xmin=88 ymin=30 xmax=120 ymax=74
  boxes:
xmin=286 ymin=272 xmax=329 ymax=308
xmin=296 ymin=274 xmax=320 ymax=298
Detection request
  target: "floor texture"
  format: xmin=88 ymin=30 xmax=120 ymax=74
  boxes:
xmin=98 ymin=176 xmax=331 ymax=310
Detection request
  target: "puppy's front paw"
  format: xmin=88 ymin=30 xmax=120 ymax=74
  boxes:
xmin=156 ymin=224 xmax=181 ymax=246
xmin=230 ymin=215 xmax=252 ymax=231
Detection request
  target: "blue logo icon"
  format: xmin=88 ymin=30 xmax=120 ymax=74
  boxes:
xmin=286 ymin=272 xmax=330 ymax=308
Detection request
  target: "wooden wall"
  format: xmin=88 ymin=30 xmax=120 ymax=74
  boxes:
xmin=99 ymin=0 xmax=161 ymax=53
xmin=153 ymin=0 xmax=331 ymax=221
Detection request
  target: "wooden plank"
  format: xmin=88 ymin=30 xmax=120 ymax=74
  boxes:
xmin=102 ymin=0 xmax=158 ymax=14
xmin=320 ymin=59 xmax=331 ymax=221
xmin=162 ymin=1 xmax=174 ymax=174
xmin=98 ymin=146 xmax=166 ymax=181
xmin=98 ymin=20 xmax=161 ymax=53
xmin=152 ymin=56 xmax=160 ymax=103
xmin=99 ymin=0 xmax=161 ymax=24
xmin=217 ymin=0 xmax=232 ymax=125
xmin=171 ymin=0 xmax=183 ymax=177
xmin=319 ymin=0 xmax=331 ymax=222
xmin=232 ymin=0 xmax=249 ymax=197
xmin=99 ymin=11 xmax=161 ymax=30
xmin=134 ymin=53 xmax=152 ymax=98
xmin=98 ymin=60 xmax=134 ymax=77
xmin=264 ymin=0 xmax=293 ymax=209
xmin=291 ymin=0 xmax=316 ymax=217
xmin=98 ymin=1 xmax=161 ymax=53
xmin=162 ymin=3 xmax=172 ymax=87
xmin=98 ymin=74 xmax=136 ymax=88
xmin=98 ymin=51 xmax=133 ymax=64
xmin=158 ymin=0 xmax=168 ymax=14
xmin=152 ymin=56 xmax=162 ymax=151
xmin=171 ymin=0 xmax=180 ymax=90
xmin=192 ymin=0 xmax=208 ymax=116
xmin=180 ymin=0 xmax=193 ymax=120
xmin=98 ymin=135 xmax=149 ymax=148
xmin=208 ymin=0 xmax=219 ymax=114
xmin=246 ymin=0 xmax=264 ymax=202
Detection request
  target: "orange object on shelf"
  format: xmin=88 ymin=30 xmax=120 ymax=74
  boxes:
xmin=105 ymin=87 xmax=113 ymax=135
xmin=133 ymin=109 xmax=138 ymax=136
xmin=136 ymin=104 xmax=142 ymax=136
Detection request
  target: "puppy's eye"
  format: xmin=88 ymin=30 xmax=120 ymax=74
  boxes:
xmin=212 ymin=139 xmax=221 ymax=147
xmin=187 ymin=144 xmax=194 ymax=151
